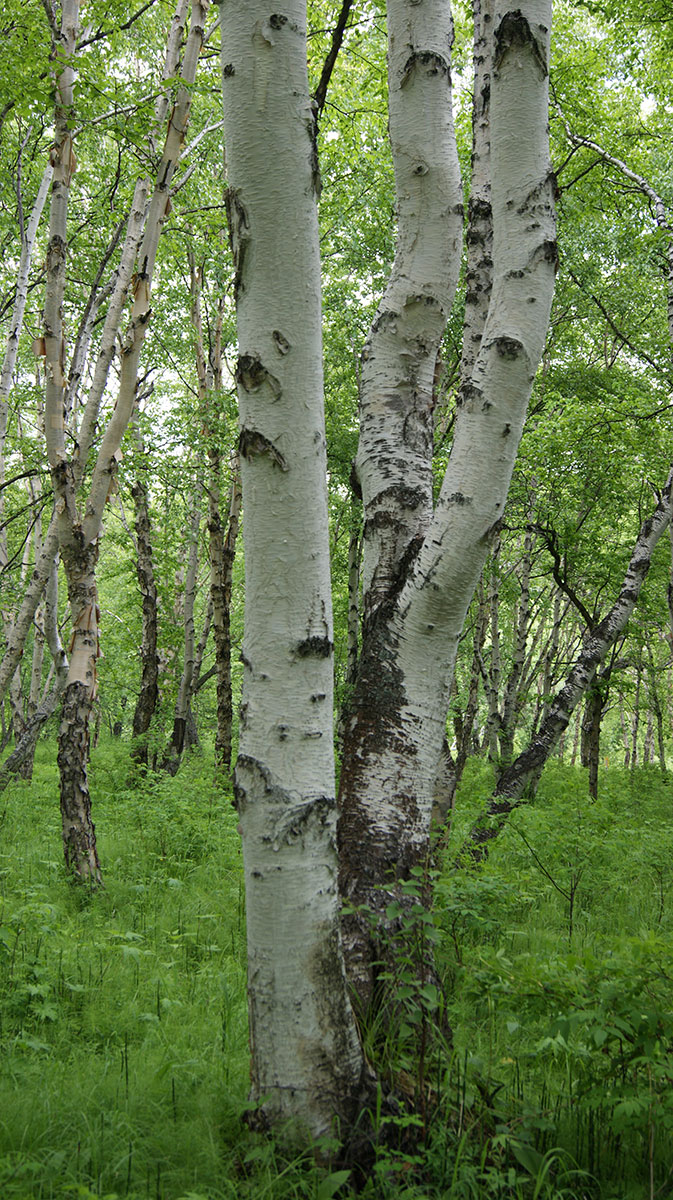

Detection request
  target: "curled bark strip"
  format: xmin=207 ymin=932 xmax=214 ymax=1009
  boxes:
xmin=224 ymin=186 xmax=250 ymax=297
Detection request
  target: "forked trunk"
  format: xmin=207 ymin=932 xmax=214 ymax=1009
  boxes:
xmin=339 ymin=0 xmax=556 ymax=1009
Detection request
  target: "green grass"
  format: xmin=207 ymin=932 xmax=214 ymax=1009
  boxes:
xmin=1 ymin=743 xmax=672 ymax=1198
xmin=0 ymin=741 xmax=249 ymax=1199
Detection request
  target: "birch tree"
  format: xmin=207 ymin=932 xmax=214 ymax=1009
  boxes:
xmin=220 ymin=0 xmax=364 ymax=1137
xmin=41 ymin=0 xmax=210 ymax=881
xmin=338 ymin=0 xmax=557 ymax=1008
xmin=221 ymin=0 xmax=556 ymax=1138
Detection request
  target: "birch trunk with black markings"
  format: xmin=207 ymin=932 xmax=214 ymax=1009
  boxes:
xmin=43 ymin=0 xmax=209 ymax=881
xmin=221 ymin=0 xmax=364 ymax=1138
xmin=338 ymin=0 xmax=556 ymax=1009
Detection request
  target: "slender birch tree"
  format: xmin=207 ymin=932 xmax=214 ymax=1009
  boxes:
xmin=220 ymin=0 xmax=365 ymax=1137
xmin=42 ymin=0 xmax=210 ymax=881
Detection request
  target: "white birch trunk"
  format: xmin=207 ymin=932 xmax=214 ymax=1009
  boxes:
xmin=355 ymin=0 xmax=464 ymax=622
xmin=339 ymin=0 xmax=556 ymax=1005
xmin=220 ymin=0 xmax=363 ymax=1137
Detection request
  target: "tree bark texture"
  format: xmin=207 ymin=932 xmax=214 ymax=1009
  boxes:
xmin=190 ymin=260 xmax=241 ymax=771
xmin=354 ymin=0 xmax=464 ymax=625
xmin=339 ymin=0 xmax=556 ymax=1010
xmin=210 ymin=463 xmax=241 ymax=770
xmin=221 ymin=0 xmax=364 ymax=1138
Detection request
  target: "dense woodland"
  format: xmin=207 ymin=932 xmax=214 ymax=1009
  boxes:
xmin=2 ymin=0 xmax=673 ymax=1197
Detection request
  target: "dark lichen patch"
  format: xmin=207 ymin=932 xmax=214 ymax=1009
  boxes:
xmin=272 ymin=330 xmax=290 ymax=355
xmin=372 ymin=483 xmax=425 ymax=511
xmin=236 ymin=354 xmax=282 ymax=400
xmin=404 ymin=292 xmax=441 ymax=310
xmin=494 ymin=10 xmax=548 ymax=77
xmin=457 ymin=381 xmax=483 ymax=408
xmin=371 ymin=308 xmax=399 ymax=336
xmin=447 ymin=491 xmax=472 ymax=505
xmin=239 ymin=427 xmax=288 ymax=471
xmin=541 ymin=238 xmax=560 ymax=270
xmin=296 ymin=635 xmax=332 ymax=659
xmin=493 ymin=335 xmax=524 ymax=360
xmin=468 ymin=196 xmax=492 ymax=223
xmin=222 ymin=62 xmax=234 ymax=78
xmin=364 ymin=511 xmax=399 ymax=537
xmin=400 ymin=50 xmax=449 ymax=87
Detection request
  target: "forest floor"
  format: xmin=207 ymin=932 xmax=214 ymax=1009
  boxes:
xmin=0 ymin=742 xmax=671 ymax=1199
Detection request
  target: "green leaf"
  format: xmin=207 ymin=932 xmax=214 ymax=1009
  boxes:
xmin=315 ymin=1170 xmax=351 ymax=1200
xmin=511 ymin=1141 xmax=545 ymax=1177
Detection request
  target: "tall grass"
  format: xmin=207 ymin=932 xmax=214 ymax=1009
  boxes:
xmin=1 ymin=743 xmax=672 ymax=1197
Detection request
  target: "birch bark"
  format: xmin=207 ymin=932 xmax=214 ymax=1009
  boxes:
xmin=339 ymin=0 xmax=556 ymax=1007
xmin=220 ymin=0 xmax=364 ymax=1137
xmin=42 ymin=0 xmax=210 ymax=881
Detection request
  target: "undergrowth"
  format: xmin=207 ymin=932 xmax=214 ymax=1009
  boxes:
xmin=0 ymin=742 xmax=671 ymax=1198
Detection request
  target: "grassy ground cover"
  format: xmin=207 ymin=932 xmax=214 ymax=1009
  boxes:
xmin=1 ymin=742 xmax=672 ymax=1198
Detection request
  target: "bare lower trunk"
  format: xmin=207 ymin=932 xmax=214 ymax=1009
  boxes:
xmin=58 ymin=681 xmax=102 ymax=883
xmin=582 ymin=683 xmax=603 ymax=800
